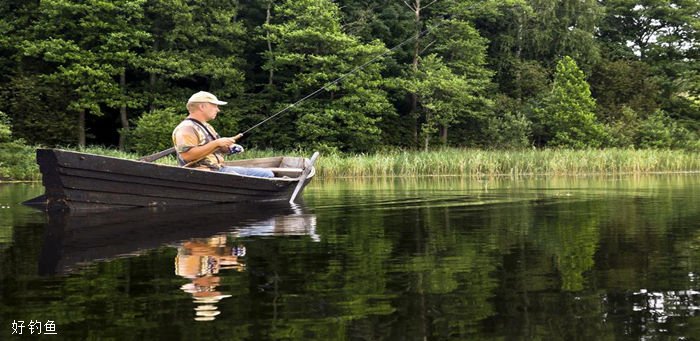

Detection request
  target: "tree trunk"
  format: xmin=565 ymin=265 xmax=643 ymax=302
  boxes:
xmin=266 ymin=1 xmax=274 ymax=86
xmin=149 ymin=39 xmax=159 ymax=112
xmin=119 ymin=69 xmax=128 ymax=150
xmin=440 ymin=125 xmax=447 ymax=145
xmin=410 ymin=0 xmax=422 ymax=146
xmin=78 ymin=109 xmax=86 ymax=147
xmin=424 ymin=112 xmax=430 ymax=151
xmin=149 ymin=72 xmax=156 ymax=112
xmin=516 ymin=10 xmax=524 ymax=100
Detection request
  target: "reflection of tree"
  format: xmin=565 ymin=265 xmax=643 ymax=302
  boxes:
xmin=381 ymin=205 xmax=501 ymax=339
xmin=242 ymin=206 xmax=396 ymax=340
xmin=532 ymin=200 xmax=601 ymax=291
xmin=2 ymin=176 xmax=700 ymax=339
xmin=0 ymin=184 xmax=45 ymax=247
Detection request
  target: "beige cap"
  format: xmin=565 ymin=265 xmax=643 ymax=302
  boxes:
xmin=187 ymin=91 xmax=227 ymax=105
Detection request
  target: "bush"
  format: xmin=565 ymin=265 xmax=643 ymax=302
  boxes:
xmin=0 ymin=111 xmax=11 ymax=143
xmin=0 ymin=142 xmax=40 ymax=181
xmin=604 ymin=106 xmax=639 ymax=148
xmin=635 ymin=110 xmax=680 ymax=149
xmin=0 ymin=112 xmax=40 ymax=181
xmin=124 ymin=108 xmax=183 ymax=155
xmin=483 ymin=111 xmax=532 ymax=149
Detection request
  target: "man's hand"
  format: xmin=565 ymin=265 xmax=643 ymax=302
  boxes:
xmin=216 ymin=137 xmax=237 ymax=148
xmin=216 ymin=133 xmax=243 ymax=148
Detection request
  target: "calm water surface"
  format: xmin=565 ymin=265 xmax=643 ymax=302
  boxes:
xmin=1 ymin=175 xmax=700 ymax=340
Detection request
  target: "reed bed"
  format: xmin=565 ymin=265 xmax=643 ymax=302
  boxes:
xmin=316 ymin=148 xmax=700 ymax=178
xmin=68 ymin=147 xmax=700 ymax=177
xmin=4 ymin=146 xmax=698 ymax=182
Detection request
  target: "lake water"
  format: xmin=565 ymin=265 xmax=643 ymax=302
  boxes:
xmin=1 ymin=175 xmax=700 ymax=340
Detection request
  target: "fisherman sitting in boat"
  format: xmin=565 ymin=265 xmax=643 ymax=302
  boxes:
xmin=172 ymin=91 xmax=274 ymax=177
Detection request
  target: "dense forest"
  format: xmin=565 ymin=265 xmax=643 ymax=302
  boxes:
xmin=0 ymin=0 xmax=698 ymax=154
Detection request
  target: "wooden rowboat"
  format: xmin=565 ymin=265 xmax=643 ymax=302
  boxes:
xmin=25 ymin=148 xmax=318 ymax=211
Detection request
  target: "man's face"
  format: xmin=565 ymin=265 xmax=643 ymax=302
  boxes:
xmin=202 ymin=103 xmax=220 ymax=121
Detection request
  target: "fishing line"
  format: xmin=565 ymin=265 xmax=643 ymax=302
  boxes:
xmin=241 ymin=20 xmax=447 ymax=135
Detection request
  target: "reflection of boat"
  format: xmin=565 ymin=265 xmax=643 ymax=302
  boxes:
xmin=26 ymin=148 xmax=317 ymax=211
xmin=38 ymin=202 xmax=318 ymax=275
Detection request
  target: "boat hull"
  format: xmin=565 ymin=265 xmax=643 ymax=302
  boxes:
xmin=29 ymin=149 xmax=315 ymax=211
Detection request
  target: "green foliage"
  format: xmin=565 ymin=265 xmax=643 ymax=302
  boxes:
xmin=0 ymin=141 xmax=40 ymax=181
xmin=18 ymin=0 xmax=151 ymax=146
xmin=481 ymin=97 xmax=533 ymax=149
xmin=0 ymin=113 xmax=40 ymax=181
xmin=597 ymin=0 xmax=700 ymax=132
xmin=0 ymin=74 xmax=76 ymax=146
xmin=138 ymin=0 xmax=246 ymax=98
xmin=604 ymin=108 xmax=700 ymax=150
xmin=481 ymin=0 xmax=601 ymax=97
xmin=636 ymin=110 xmax=696 ymax=150
xmin=0 ymin=0 xmax=697 ymax=153
xmin=0 ymin=111 xmax=11 ymax=143
xmin=125 ymin=108 xmax=182 ymax=155
xmin=604 ymin=106 xmax=641 ymax=148
xmin=590 ymin=59 xmax=661 ymax=121
xmin=598 ymin=0 xmax=700 ymax=61
xmin=400 ymin=54 xmax=484 ymax=150
xmin=537 ymin=56 xmax=606 ymax=148
xmin=261 ymin=0 xmax=393 ymax=153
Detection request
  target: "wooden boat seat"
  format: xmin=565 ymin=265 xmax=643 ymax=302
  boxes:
xmin=268 ymin=167 xmax=303 ymax=178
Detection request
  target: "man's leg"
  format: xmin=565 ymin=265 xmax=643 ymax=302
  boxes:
xmin=219 ymin=166 xmax=274 ymax=178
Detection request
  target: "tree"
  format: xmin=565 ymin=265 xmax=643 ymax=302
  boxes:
xmin=401 ymin=54 xmax=478 ymax=150
xmin=0 ymin=1 xmax=75 ymax=146
xmin=589 ymin=59 xmax=661 ymax=122
xmin=536 ymin=56 xmax=605 ymax=148
xmin=597 ymin=0 xmax=700 ymax=133
xmin=379 ymin=0 xmax=495 ymax=148
xmin=261 ymin=0 xmax=393 ymax=152
xmin=478 ymin=0 xmax=601 ymax=99
xmin=136 ymin=0 xmax=247 ymax=138
xmin=21 ymin=0 xmax=149 ymax=147
xmin=429 ymin=14 xmax=494 ymax=145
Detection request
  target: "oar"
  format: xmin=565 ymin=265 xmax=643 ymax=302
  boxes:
xmin=138 ymin=147 xmax=176 ymax=162
xmin=289 ymin=151 xmax=319 ymax=204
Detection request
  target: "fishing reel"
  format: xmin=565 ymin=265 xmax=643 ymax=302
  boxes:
xmin=228 ymin=144 xmax=244 ymax=155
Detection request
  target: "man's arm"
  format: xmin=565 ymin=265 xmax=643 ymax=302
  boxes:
xmin=175 ymin=128 xmax=242 ymax=163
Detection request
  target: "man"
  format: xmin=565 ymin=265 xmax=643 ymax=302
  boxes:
xmin=172 ymin=91 xmax=274 ymax=177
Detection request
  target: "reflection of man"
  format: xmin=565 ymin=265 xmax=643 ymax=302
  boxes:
xmin=175 ymin=235 xmax=246 ymax=322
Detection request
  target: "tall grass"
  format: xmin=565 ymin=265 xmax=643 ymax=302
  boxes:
xmin=317 ymin=148 xmax=700 ymax=178
xmin=2 ymin=146 xmax=698 ymax=181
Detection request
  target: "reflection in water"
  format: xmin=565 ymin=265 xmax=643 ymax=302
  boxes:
xmin=235 ymin=214 xmax=319 ymax=241
xmin=36 ymin=201 xmax=319 ymax=322
xmin=174 ymin=213 xmax=318 ymax=321
xmin=2 ymin=176 xmax=699 ymax=339
xmin=37 ymin=202 xmax=317 ymax=275
xmin=175 ymin=235 xmax=245 ymax=321
xmin=633 ymin=288 xmax=700 ymax=324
